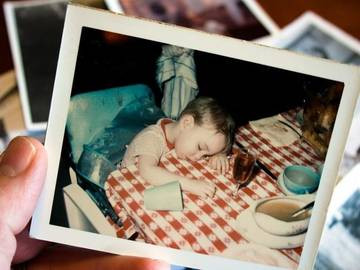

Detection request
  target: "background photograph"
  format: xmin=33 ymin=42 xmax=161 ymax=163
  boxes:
xmin=4 ymin=0 xmax=67 ymax=129
xmin=262 ymin=12 xmax=360 ymax=67
xmin=105 ymin=0 xmax=278 ymax=41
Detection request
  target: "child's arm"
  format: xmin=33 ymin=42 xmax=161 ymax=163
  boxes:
xmin=209 ymin=153 xmax=229 ymax=175
xmin=138 ymin=155 xmax=215 ymax=198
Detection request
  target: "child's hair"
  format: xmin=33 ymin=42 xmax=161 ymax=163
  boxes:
xmin=179 ymin=96 xmax=235 ymax=154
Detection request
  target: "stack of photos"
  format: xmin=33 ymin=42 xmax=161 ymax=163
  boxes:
xmin=30 ymin=4 xmax=360 ymax=270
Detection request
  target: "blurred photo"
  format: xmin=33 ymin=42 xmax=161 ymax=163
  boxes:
xmin=287 ymin=26 xmax=360 ymax=65
xmin=4 ymin=0 xmax=67 ymax=130
xmin=105 ymin=0 xmax=279 ymax=40
xmin=315 ymin=165 xmax=360 ymax=270
xmin=263 ymin=12 xmax=360 ymax=66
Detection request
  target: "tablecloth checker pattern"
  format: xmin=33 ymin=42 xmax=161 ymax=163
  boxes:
xmin=237 ymin=110 xmax=323 ymax=179
xmin=106 ymin=155 xmax=298 ymax=263
xmin=105 ymin=110 xmax=324 ymax=265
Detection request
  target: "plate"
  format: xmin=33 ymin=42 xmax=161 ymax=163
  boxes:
xmin=236 ymin=206 xmax=306 ymax=249
xmin=221 ymin=243 xmax=297 ymax=268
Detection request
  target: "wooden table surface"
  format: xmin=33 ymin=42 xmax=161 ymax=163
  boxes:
xmin=1 ymin=0 xmax=359 ymax=75
xmin=256 ymin=0 xmax=360 ymax=39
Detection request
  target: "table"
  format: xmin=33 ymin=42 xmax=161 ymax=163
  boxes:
xmin=0 ymin=70 xmax=25 ymax=133
xmin=105 ymin=110 xmax=323 ymax=265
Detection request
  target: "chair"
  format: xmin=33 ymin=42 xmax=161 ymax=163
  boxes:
xmin=63 ymin=168 xmax=116 ymax=236
xmin=63 ymin=84 xmax=164 ymax=236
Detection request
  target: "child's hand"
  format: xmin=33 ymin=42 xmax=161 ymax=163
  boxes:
xmin=209 ymin=153 xmax=229 ymax=175
xmin=185 ymin=179 xmax=216 ymax=198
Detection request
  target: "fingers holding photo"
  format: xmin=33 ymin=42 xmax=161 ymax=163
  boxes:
xmin=0 ymin=137 xmax=47 ymax=270
xmin=0 ymin=137 xmax=47 ymax=234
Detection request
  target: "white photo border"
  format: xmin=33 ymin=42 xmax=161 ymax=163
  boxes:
xmin=241 ymin=0 xmax=279 ymax=35
xmin=103 ymin=0 xmax=123 ymax=14
xmin=30 ymin=4 xmax=360 ymax=270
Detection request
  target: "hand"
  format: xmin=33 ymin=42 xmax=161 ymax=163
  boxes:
xmin=208 ymin=153 xmax=229 ymax=175
xmin=0 ymin=137 xmax=47 ymax=269
xmin=184 ymin=178 xmax=216 ymax=198
xmin=0 ymin=137 xmax=170 ymax=270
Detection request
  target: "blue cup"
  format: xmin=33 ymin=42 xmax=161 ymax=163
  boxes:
xmin=283 ymin=165 xmax=320 ymax=194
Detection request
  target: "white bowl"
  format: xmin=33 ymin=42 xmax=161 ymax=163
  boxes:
xmin=252 ymin=196 xmax=312 ymax=236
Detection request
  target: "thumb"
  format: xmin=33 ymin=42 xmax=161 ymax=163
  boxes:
xmin=0 ymin=137 xmax=47 ymax=235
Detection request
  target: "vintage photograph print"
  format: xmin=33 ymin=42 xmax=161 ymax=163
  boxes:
xmin=4 ymin=0 xmax=67 ymax=130
xmin=315 ymin=164 xmax=360 ymax=269
xmin=30 ymin=4 xmax=360 ymax=270
xmin=262 ymin=12 xmax=360 ymax=66
xmin=105 ymin=0 xmax=279 ymax=41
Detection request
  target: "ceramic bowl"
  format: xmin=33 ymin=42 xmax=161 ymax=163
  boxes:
xmin=283 ymin=165 xmax=320 ymax=194
xmin=253 ymin=197 xmax=311 ymax=236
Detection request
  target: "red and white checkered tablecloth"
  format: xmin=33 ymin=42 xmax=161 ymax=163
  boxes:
xmin=104 ymin=110 xmax=323 ymax=265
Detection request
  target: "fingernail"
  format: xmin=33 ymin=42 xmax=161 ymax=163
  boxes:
xmin=0 ymin=137 xmax=36 ymax=177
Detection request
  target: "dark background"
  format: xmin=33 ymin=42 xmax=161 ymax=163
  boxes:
xmin=50 ymin=27 xmax=339 ymax=226
xmin=71 ymin=28 xmax=338 ymax=125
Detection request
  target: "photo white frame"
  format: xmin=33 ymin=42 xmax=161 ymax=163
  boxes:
xmin=30 ymin=4 xmax=360 ymax=270
xmin=260 ymin=11 xmax=360 ymax=64
xmin=3 ymin=0 xmax=67 ymax=131
xmin=104 ymin=0 xmax=279 ymax=38
xmin=103 ymin=0 xmax=122 ymax=13
xmin=241 ymin=0 xmax=279 ymax=35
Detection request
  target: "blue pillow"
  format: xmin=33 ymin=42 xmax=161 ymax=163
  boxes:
xmin=75 ymin=87 xmax=165 ymax=188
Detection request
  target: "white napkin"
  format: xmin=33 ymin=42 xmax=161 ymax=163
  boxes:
xmin=249 ymin=114 xmax=301 ymax=147
xmin=221 ymin=243 xmax=297 ymax=269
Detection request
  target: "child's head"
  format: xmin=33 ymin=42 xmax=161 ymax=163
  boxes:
xmin=174 ymin=97 xmax=235 ymax=161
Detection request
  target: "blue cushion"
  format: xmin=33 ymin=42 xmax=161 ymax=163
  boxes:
xmin=84 ymin=94 xmax=165 ymax=166
xmin=66 ymin=84 xmax=154 ymax=163
xmin=66 ymin=84 xmax=165 ymax=188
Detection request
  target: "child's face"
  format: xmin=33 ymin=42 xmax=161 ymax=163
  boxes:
xmin=174 ymin=115 xmax=226 ymax=161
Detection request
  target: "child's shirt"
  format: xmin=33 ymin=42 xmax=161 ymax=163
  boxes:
xmin=121 ymin=118 xmax=174 ymax=168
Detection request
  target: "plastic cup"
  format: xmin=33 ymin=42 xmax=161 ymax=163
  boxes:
xmin=144 ymin=181 xmax=183 ymax=211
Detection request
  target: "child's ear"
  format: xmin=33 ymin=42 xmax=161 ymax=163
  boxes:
xmin=180 ymin=114 xmax=195 ymax=129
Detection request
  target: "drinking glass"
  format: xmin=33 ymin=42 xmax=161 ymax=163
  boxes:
xmin=232 ymin=148 xmax=257 ymax=196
